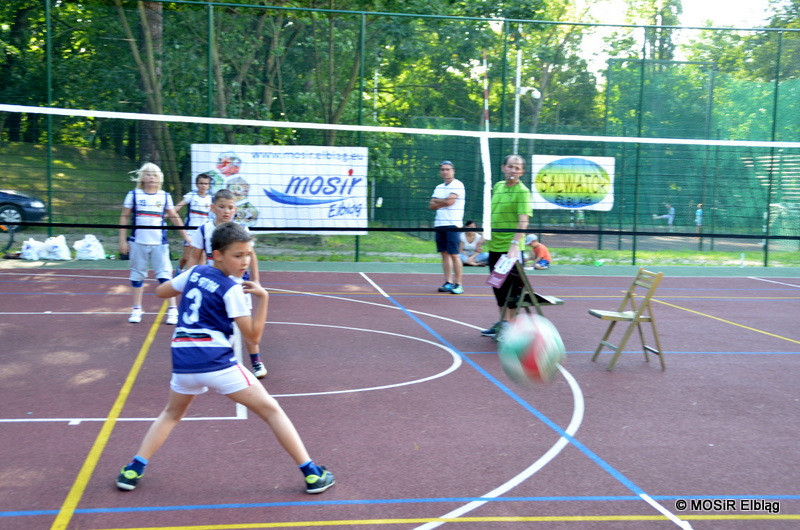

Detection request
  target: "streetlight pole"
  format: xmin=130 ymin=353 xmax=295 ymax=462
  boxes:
xmin=512 ymin=47 xmax=540 ymax=153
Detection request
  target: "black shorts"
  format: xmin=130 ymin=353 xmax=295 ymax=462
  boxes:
xmin=487 ymin=251 xmax=526 ymax=309
xmin=435 ymin=226 xmax=460 ymax=255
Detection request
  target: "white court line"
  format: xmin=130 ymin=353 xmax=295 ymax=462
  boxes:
xmin=0 ymin=416 xmax=246 ymax=425
xmin=267 ymin=323 xmax=461 ymax=397
xmin=0 ymin=321 xmax=461 ymax=423
xmin=748 ymin=276 xmax=800 ymax=288
xmin=414 ymin=364 xmax=584 ymax=530
xmin=358 ymin=273 xmax=690 ymax=530
xmin=355 ymin=273 xmax=590 ymax=529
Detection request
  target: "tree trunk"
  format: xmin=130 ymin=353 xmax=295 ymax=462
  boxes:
xmin=115 ymin=0 xmax=181 ymax=193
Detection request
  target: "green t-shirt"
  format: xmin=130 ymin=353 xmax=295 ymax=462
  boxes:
xmin=485 ymin=180 xmax=532 ymax=253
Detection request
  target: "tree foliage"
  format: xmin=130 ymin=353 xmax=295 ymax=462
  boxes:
xmin=1 ymin=0 xmax=798 ymax=178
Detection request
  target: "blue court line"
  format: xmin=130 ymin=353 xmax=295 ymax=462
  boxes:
xmin=4 ymin=494 xmax=799 ymax=518
xmin=360 ymin=278 xmax=664 ymax=507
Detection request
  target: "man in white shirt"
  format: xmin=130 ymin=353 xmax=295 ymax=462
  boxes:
xmin=429 ymin=160 xmax=466 ymax=294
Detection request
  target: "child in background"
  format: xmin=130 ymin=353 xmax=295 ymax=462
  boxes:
xmin=184 ymin=189 xmax=266 ymax=379
xmin=524 ymin=234 xmax=552 ymax=270
xmin=695 ymin=203 xmax=703 ymax=233
xmin=119 ymin=162 xmax=191 ymax=325
xmin=174 ymin=173 xmax=213 ymax=273
xmin=116 ymin=222 xmax=334 ymax=495
xmin=653 ymin=203 xmax=675 ymax=232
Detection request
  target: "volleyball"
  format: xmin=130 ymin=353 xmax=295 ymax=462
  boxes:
xmin=498 ymin=314 xmax=565 ymax=384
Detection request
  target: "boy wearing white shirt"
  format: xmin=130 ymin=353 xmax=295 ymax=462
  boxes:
xmin=119 ymin=162 xmax=191 ymax=325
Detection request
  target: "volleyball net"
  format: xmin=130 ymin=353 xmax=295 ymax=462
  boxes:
xmin=2 ymin=104 xmax=800 ymax=263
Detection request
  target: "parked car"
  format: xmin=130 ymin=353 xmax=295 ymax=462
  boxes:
xmin=0 ymin=190 xmax=47 ymax=231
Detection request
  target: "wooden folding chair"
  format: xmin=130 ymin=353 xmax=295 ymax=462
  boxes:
xmin=588 ymin=268 xmax=665 ymax=371
xmin=499 ymin=261 xmax=564 ymax=319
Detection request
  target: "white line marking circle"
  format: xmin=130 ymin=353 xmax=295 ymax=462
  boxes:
xmin=268 ymin=322 xmax=462 ymax=398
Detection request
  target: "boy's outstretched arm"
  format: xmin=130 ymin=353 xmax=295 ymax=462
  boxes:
xmin=234 ymin=281 xmax=268 ymax=344
xmin=155 ymin=280 xmax=181 ymax=299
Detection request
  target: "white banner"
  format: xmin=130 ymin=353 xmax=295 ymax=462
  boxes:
xmin=530 ymin=155 xmax=615 ymax=211
xmin=191 ymin=144 xmax=368 ymax=234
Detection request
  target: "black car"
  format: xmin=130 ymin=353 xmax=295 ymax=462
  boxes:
xmin=0 ymin=189 xmax=47 ymax=230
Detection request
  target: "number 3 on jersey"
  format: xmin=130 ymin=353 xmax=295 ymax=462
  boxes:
xmin=182 ymin=288 xmax=202 ymax=324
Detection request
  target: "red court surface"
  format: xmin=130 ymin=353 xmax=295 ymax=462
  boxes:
xmin=1 ymin=266 xmax=799 ymax=529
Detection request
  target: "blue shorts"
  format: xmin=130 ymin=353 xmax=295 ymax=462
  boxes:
xmin=534 ymin=259 xmax=550 ymax=269
xmin=435 ymin=226 xmax=460 ymax=255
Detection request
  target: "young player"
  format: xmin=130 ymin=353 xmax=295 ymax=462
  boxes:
xmin=184 ymin=189 xmax=267 ymax=379
xmin=524 ymin=234 xmax=552 ymax=270
xmin=115 ymin=222 xmax=334 ymax=494
xmin=119 ymin=162 xmax=191 ymax=325
xmin=174 ymin=173 xmax=213 ymax=273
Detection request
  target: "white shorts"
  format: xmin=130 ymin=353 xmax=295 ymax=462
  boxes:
xmin=129 ymin=241 xmax=173 ymax=282
xmin=170 ymin=363 xmax=256 ymax=395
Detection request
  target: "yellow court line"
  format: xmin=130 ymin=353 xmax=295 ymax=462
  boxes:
xmin=50 ymin=300 xmax=168 ymax=530
xmin=91 ymin=513 xmax=800 ymax=529
xmin=652 ymin=298 xmax=800 ymax=345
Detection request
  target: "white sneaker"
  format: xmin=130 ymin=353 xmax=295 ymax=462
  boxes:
xmin=165 ymin=308 xmax=179 ymax=325
xmin=251 ymin=362 xmax=267 ymax=379
xmin=128 ymin=308 xmax=144 ymax=324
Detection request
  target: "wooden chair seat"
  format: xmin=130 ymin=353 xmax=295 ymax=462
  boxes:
xmin=588 ymin=268 xmax=664 ymax=371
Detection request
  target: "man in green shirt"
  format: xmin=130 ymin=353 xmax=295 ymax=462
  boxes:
xmin=482 ymin=154 xmax=532 ymax=338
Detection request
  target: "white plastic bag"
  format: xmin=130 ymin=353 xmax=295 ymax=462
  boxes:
xmin=21 ymin=238 xmax=45 ymax=260
xmin=44 ymin=235 xmax=72 ymax=260
xmin=73 ymin=234 xmax=106 ymax=260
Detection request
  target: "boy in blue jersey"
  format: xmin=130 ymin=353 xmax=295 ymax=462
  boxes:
xmin=116 ymin=222 xmax=334 ymax=494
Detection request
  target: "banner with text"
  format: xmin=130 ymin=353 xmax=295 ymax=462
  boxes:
xmin=530 ymin=155 xmax=615 ymax=211
xmin=191 ymin=144 xmax=368 ymax=234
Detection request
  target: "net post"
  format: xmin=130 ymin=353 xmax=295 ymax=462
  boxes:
xmin=480 ymin=134 xmax=493 ymax=241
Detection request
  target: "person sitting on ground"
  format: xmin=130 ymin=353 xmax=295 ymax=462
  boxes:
xmin=524 ymin=234 xmax=551 ymax=270
xmin=458 ymin=220 xmax=488 ymax=266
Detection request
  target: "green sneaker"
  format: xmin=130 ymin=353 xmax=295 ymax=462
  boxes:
xmin=437 ymin=282 xmax=454 ymax=292
xmin=450 ymin=284 xmax=464 ymax=294
xmin=116 ymin=467 xmax=142 ymax=491
xmin=305 ymin=467 xmax=335 ymax=494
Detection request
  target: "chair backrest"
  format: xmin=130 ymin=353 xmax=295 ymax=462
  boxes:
xmin=615 ymin=268 xmax=663 ymax=315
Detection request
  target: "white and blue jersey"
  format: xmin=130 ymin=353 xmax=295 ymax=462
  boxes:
xmin=181 ymin=191 xmax=212 ymax=227
xmin=123 ymin=189 xmax=173 ymax=245
xmin=190 ymin=220 xmax=252 ymax=281
xmin=169 ymin=265 xmax=250 ymax=374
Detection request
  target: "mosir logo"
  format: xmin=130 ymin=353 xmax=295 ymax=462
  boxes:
xmin=265 ymin=169 xmax=362 ymax=206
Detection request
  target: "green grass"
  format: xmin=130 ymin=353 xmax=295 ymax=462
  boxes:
xmin=3 ymin=142 xmax=133 ymax=225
